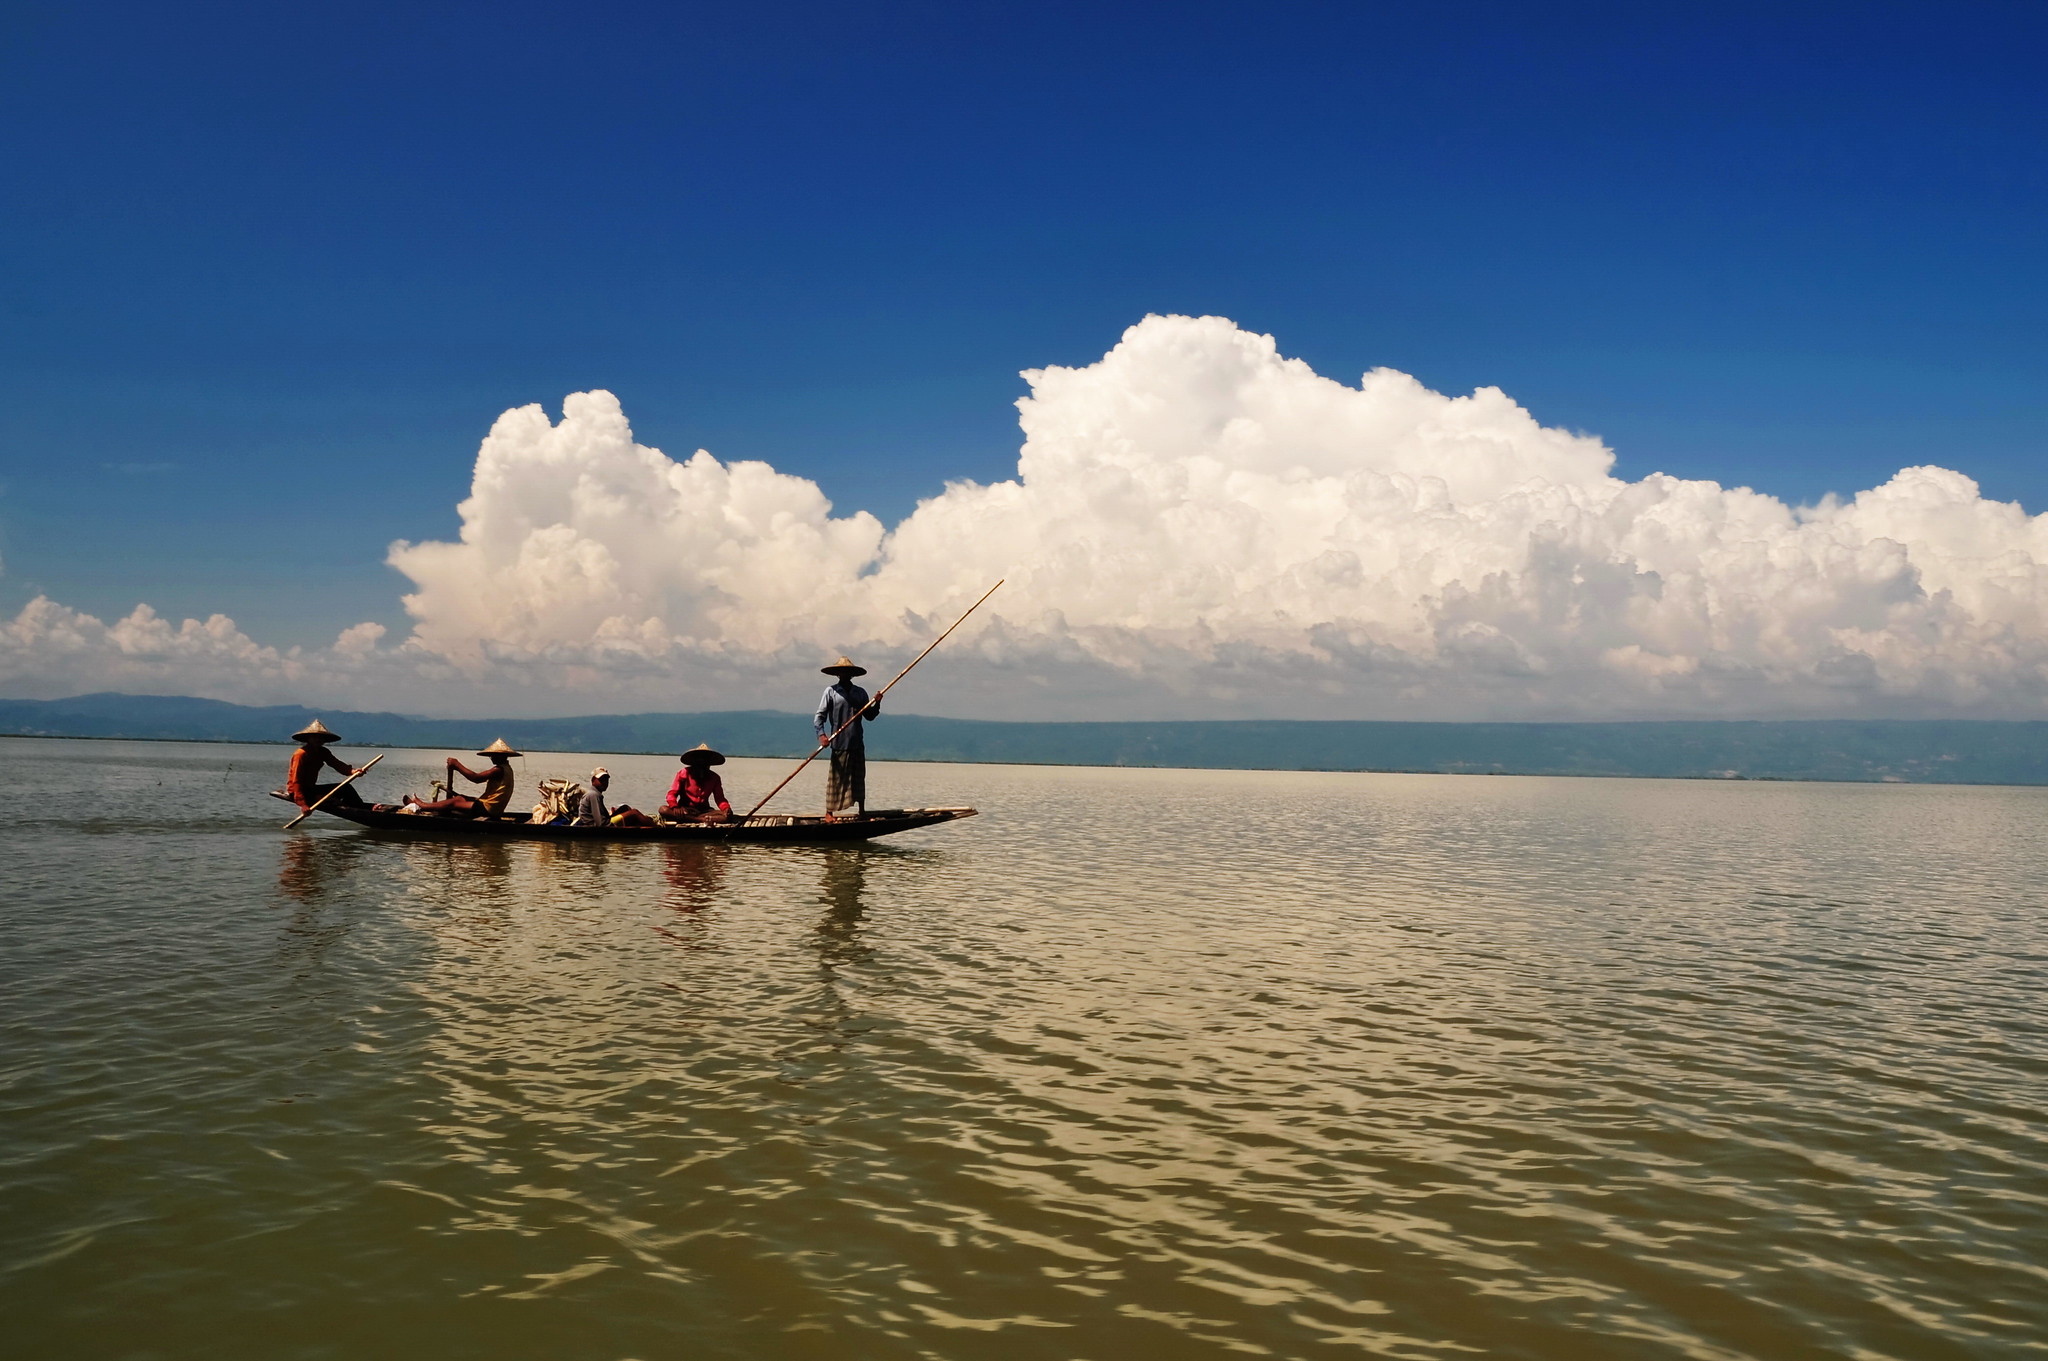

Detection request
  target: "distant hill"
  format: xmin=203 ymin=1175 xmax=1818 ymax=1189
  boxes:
xmin=8 ymin=692 xmax=2048 ymax=786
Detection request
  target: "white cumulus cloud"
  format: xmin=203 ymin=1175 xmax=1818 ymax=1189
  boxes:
xmin=0 ymin=597 xmax=348 ymax=702
xmin=8 ymin=313 xmax=2048 ymax=719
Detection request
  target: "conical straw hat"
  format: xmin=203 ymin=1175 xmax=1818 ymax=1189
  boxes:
xmin=477 ymin=738 xmax=523 ymax=757
xmin=292 ymin=718 xmax=339 ymax=743
xmin=821 ymin=655 xmax=867 ymax=677
xmin=679 ymin=742 xmax=726 ymax=766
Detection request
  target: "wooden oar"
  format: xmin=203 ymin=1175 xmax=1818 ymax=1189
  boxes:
xmin=745 ymin=580 xmax=1004 ymax=818
xmin=283 ymin=753 xmax=384 ymax=829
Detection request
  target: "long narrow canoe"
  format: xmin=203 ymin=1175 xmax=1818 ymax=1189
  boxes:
xmin=271 ymin=791 xmax=975 ymax=843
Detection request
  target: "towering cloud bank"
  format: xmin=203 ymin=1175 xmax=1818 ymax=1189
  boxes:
xmin=7 ymin=314 xmax=2048 ymax=717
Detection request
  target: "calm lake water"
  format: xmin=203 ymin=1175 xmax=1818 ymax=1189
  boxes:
xmin=3 ymin=735 xmax=2046 ymax=1360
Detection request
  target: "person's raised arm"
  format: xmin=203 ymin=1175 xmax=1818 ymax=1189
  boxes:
xmin=321 ymin=747 xmax=357 ymax=777
xmin=446 ymin=757 xmax=489 ymax=785
xmin=864 ymin=692 xmax=881 ymax=721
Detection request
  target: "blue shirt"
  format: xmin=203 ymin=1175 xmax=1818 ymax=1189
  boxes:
xmin=815 ymin=681 xmax=880 ymax=753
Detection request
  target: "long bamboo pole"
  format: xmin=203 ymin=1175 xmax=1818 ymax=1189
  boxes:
xmin=744 ymin=580 xmax=1004 ymax=818
xmin=283 ymin=752 xmax=385 ymax=829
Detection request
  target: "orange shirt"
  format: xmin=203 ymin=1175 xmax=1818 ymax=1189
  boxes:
xmin=287 ymin=745 xmax=347 ymax=807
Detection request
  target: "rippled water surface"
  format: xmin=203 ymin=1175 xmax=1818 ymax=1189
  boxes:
xmin=4 ymin=736 xmax=2047 ymax=1360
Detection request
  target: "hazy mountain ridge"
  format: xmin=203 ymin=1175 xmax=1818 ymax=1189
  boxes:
xmin=8 ymin=693 xmax=2048 ymax=786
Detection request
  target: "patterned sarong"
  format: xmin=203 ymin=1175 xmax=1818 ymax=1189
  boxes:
xmin=825 ymin=746 xmax=864 ymax=814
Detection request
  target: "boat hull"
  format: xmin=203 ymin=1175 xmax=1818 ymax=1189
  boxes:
xmin=307 ymin=801 xmax=977 ymax=843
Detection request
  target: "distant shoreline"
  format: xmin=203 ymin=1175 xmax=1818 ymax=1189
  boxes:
xmin=0 ymin=727 xmax=1916 ymax=784
xmin=9 ymin=695 xmax=2048 ymax=788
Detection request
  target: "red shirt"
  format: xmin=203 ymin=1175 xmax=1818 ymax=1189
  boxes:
xmin=667 ymin=766 xmax=729 ymax=814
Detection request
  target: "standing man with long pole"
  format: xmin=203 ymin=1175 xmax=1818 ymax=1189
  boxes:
xmin=746 ymin=580 xmax=1004 ymax=820
xmin=815 ymin=657 xmax=879 ymax=820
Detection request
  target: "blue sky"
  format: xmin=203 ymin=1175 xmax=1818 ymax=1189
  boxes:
xmin=2 ymin=0 xmax=2044 ymax=659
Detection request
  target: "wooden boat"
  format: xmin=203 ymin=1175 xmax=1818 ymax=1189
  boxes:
xmin=271 ymin=791 xmax=975 ymax=843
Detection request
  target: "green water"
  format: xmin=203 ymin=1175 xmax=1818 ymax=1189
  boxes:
xmin=3 ymin=736 xmax=2045 ymax=1359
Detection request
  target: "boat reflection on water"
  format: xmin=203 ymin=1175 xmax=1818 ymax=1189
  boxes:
xmin=661 ymin=843 xmax=730 ymax=915
xmin=272 ymin=836 xmax=377 ymax=979
xmin=276 ymin=830 xmax=915 ymax=962
xmin=312 ymin=835 xmax=950 ymax=1253
xmin=788 ymin=848 xmax=887 ymax=1076
xmin=651 ymin=843 xmax=730 ymax=951
xmin=266 ymin=830 xmax=941 ymax=1119
xmin=396 ymin=836 xmax=519 ymax=904
xmin=814 ymin=847 xmax=872 ymax=970
xmin=274 ymin=833 xmax=372 ymax=905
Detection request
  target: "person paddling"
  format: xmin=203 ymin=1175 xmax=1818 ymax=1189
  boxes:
xmin=664 ymin=744 xmax=734 ymax=822
xmin=815 ymin=656 xmax=880 ymax=819
xmin=408 ymin=739 xmax=520 ymax=817
xmin=286 ymin=719 xmax=373 ymax=811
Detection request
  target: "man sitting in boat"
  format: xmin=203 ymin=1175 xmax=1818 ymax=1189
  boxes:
xmin=573 ymin=767 xmax=656 ymax=827
xmin=663 ymin=744 xmax=733 ymax=822
xmin=572 ymin=767 xmax=611 ymax=825
xmin=286 ymin=719 xmax=370 ymax=811
xmin=407 ymin=739 xmax=520 ymax=817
